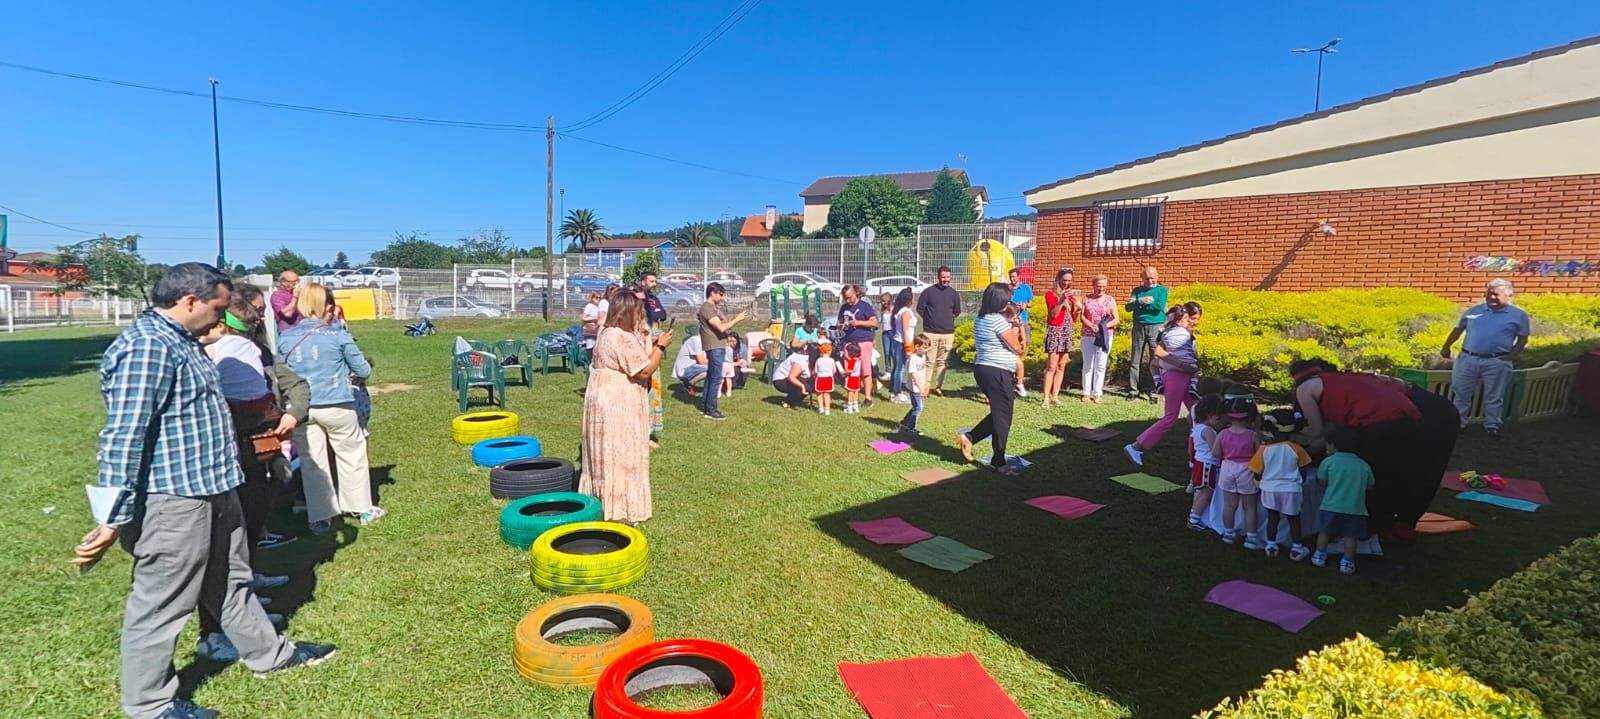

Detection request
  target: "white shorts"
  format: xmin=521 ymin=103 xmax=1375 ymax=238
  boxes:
xmin=1260 ymin=491 xmax=1302 ymax=515
xmin=1217 ymin=460 xmax=1257 ymax=495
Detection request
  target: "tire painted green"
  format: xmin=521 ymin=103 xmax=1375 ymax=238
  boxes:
xmin=500 ymin=492 xmax=603 ymax=549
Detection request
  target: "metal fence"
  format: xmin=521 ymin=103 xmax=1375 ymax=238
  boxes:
xmin=302 ymin=224 xmax=1036 ymax=323
xmin=0 ymin=285 xmax=142 ymax=332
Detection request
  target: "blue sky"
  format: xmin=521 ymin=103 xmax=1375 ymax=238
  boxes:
xmin=2 ymin=1 xmax=1595 ymax=266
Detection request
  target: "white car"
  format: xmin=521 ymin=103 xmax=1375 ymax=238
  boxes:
xmin=707 ymin=270 xmax=747 ymax=289
xmin=754 ymin=271 xmax=841 ymax=298
xmin=346 ymin=266 xmax=401 ymax=288
xmin=517 ymin=271 xmax=566 ymax=291
xmin=662 ymin=273 xmax=700 ymax=285
xmin=304 ymin=268 xmax=355 ymax=286
xmin=864 ymin=275 xmax=931 ymax=297
xmin=461 ymin=269 xmax=515 ymax=291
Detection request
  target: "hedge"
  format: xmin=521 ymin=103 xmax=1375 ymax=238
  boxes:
xmin=951 ymin=286 xmax=1600 ymax=395
xmin=1387 ymin=535 xmax=1600 ymax=719
xmin=1197 ymin=634 xmax=1543 ymax=719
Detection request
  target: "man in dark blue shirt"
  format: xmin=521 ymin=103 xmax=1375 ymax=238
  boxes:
xmin=837 ymin=284 xmax=880 ymax=405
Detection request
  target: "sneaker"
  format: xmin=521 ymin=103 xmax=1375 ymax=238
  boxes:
xmin=358 ymin=507 xmax=386 ymax=526
xmin=1242 ymin=534 xmax=1264 ymax=551
xmin=1264 ymin=541 xmax=1280 ymax=558
xmin=863 ymin=398 xmax=874 ymax=408
xmin=1289 ymin=544 xmax=1311 ymax=562
xmin=256 ymin=532 xmax=297 ymax=551
xmin=250 ymin=574 xmax=290 ymax=590
xmin=901 ymin=427 xmax=922 ymax=437
xmin=308 ymin=519 xmax=333 ymax=535
xmin=702 ymin=410 xmax=728 ymax=421
xmin=1486 ymin=427 xmax=1502 ymax=440
xmin=1016 ymin=385 xmax=1028 ymax=397
xmin=195 ymin=632 xmax=239 ymax=664
xmin=991 ymin=464 xmax=1021 ymax=476
xmin=1340 ymin=558 xmax=1357 ymax=575
xmin=1311 ymin=550 xmax=1328 ymax=567
xmin=254 ymin=642 xmax=338 ymax=677
xmin=1187 ymin=515 xmax=1208 ymax=532
xmin=931 ymin=388 xmax=944 ymax=397
xmin=1221 ymin=531 xmax=1239 ymax=545
xmin=1123 ymin=444 xmax=1144 ymax=466
xmin=157 ymin=699 xmax=221 ymax=719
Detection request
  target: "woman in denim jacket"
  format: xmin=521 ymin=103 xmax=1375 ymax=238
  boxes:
xmin=278 ymin=283 xmax=382 ymax=532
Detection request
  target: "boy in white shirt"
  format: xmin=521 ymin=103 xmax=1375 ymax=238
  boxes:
xmin=1186 ymin=394 xmax=1224 ymax=531
xmin=898 ymin=335 xmax=931 ymax=435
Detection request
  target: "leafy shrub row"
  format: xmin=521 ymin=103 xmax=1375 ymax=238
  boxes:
xmin=950 ymin=286 xmax=1600 ymax=394
xmin=1197 ymin=634 xmax=1543 ymax=718
xmin=1387 ymin=535 xmax=1600 ymax=719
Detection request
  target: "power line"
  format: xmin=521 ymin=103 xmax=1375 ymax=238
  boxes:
xmin=558 ymin=132 xmax=796 ymax=184
xmin=0 ymin=202 xmax=98 ymax=236
xmin=557 ymin=0 xmax=765 ymax=133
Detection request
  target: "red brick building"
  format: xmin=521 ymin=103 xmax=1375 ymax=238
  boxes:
xmin=1025 ymin=37 xmax=1600 ymax=302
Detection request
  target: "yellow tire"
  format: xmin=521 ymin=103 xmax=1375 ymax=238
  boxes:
xmin=452 ymin=411 xmax=520 ymax=445
xmin=530 ymin=521 xmax=648 ymax=594
xmin=512 ymin=593 xmax=654 ymax=688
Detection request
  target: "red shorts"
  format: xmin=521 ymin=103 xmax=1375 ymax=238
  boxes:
xmin=814 ymin=376 xmax=834 ymax=393
xmin=1190 ymin=461 xmax=1218 ymax=489
xmin=845 ymin=375 xmax=862 ymax=392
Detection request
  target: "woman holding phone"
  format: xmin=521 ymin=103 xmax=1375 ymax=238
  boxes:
xmin=1040 ymin=268 xmax=1080 ymax=406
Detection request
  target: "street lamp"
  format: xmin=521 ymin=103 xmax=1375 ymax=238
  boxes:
xmin=209 ymin=78 xmax=226 ymax=269
xmin=1291 ymin=38 xmax=1341 ymax=112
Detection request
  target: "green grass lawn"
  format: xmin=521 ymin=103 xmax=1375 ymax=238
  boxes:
xmin=2 ymin=319 xmax=1597 ymax=718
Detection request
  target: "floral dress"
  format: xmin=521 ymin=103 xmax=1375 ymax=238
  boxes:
xmin=580 ymin=327 xmax=653 ymax=522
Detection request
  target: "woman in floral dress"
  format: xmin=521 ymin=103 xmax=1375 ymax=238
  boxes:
xmin=580 ymin=292 xmax=674 ymax=524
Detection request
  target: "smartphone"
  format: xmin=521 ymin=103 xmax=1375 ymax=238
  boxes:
xmin=665 ymin=317 xmax=677 ymax=331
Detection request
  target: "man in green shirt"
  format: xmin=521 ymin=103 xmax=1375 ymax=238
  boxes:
xmin=1124 ymin=266 xmax=1168 ymax=398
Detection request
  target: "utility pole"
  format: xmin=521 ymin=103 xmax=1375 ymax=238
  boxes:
xmin=544 ymin=116 xmax=554 ymax=321
xmin=209 ymin=78 xmax=226 ymax=269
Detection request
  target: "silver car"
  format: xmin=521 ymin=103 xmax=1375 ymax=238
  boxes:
xmin=416 ymin=295 xmax=504 ymax=319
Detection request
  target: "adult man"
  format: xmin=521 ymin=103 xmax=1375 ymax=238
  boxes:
xmin=641 ymin=272 xmax=667 ymax=326
xmin=1008 ymin=267 xmax=1034 ymax=396
xmin=1124 ymin=266 xmax=1168 ymax=398
xmin=270 ymin=270 xmax=300 ymax=332
xmin=916 ymin=266 xmax=961 ymax=396
xmin=837 ymin=284 xmax=880 ymax=404
xmin=696 ymin=282 xmax=745 ymax=420
xmin=672 ymin=333 xmax=708 ymax=390
xmin=74 ymin=263 xmax=334 ymax=719
xmin=1441 ymin=278 xmax=1530 ymax=438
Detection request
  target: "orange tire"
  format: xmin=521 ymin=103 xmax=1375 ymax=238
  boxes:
xmin=513 ymin=593 xmax=655 ymax=688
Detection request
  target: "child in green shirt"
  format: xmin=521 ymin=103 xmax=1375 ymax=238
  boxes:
xmin=1313 ymin=425 xmax=1375 ymax=575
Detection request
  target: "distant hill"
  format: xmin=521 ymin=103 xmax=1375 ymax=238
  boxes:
xmin=985 ymin=211 xmax=1037 ymax=223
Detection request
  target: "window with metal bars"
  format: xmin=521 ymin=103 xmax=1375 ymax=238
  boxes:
xmin=1094 ymin=197 xmax=1165 ymax=251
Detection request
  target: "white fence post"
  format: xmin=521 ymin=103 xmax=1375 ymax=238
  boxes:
xmin=562 ymin=257 xmax=569 ymax=310
xmin=768 ymin=239 xmax=775 ymax=279
xmin=702 ymin=248 xmax=709 ymax=285
xmin=915 ymin=226 xmax=922 ymax=279
xmin=837 ymin=238 xmax=845 ymax=287
xmin=451 ymin=263 xmax=458 ymax=315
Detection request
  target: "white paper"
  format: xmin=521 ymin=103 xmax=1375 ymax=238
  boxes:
xmin=86 ymin=485 xmax=128 ymax=525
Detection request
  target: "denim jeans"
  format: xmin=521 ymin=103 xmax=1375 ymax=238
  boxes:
xmin=701 ymin=347 xmax=725 ymax=414
xmin=888 ymin=341 xmax=908 ymax=396
xmin=901 ymin=389 xmax=924 ymax=430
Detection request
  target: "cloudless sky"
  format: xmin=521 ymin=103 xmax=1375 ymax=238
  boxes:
xmin=2 ymin=1 xmax=1596 ymax=265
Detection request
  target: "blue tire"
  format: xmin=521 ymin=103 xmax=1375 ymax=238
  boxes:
xmin=500 ymin=492 xmax=603 ymax=549
xmin=472 ymin=436 xmax=542 ymax=467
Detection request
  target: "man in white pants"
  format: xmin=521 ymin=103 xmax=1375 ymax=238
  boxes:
xmin=1440 ymin=278 xmax=1530 ymax=439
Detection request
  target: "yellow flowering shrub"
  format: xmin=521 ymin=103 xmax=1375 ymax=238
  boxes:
xmin=1198 ymin=634 xmax=1543 ymax=719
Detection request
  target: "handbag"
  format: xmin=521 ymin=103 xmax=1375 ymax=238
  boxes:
xmin=249 ymin=431 xmax=283 ymax=462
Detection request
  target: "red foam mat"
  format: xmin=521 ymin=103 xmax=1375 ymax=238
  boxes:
xmin=838 ymin=652 xmax=1029 ymax=719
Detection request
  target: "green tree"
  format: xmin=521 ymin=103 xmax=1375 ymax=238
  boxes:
xmin=924 ymin=167 xmax=977 ymax=225
xmin=369 ymin=232 xmax=462 ymax=269
xmin=261 ymin=246 xmax=313 ymax=277
xmin=560 ymin=209 xmax=606 ymax=251
xmin=674 ymin=222 xmax=728 ymax=248
xmin=824 ymin=176 xmax=924 ymax=238
xmin=622 ymin=249 xmax=663 ymax=284
xmin=771 ymin=215 xmax=804 ymax=239
xmin=457 ymin=227 xmax=513 ymax=263
xmin=231 ymin=264 xmax=248 ymax=277
xmin=332 ymin=251 xmax=351 ymax=269
xmin=31 ymin=234 xmax=151 ymax=301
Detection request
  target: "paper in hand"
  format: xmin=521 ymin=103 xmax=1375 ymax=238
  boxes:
xmin=86 ymin=485 xmax=127 ymax=526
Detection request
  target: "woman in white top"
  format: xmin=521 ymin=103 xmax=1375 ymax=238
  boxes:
xmin=887 ymin=288 xmax=917 ymax=403
xmin=956 ymin=283 xmax=1026 ymax=475
xmin=581 ymin=291 xmax=604 ymax=343
xmin=772 ymin=347 xmax=814 ymax=408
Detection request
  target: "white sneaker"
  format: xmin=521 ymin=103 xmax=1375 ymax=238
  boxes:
xmin=1016 ymin=385 xmax=1028 ymax=397
xmin=1123 ymin=444 xmax=1144 ymax=466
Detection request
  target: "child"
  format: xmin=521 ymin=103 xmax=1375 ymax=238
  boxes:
xmin=1210 ymin=395 xmax=1262 ymax=549
xmin=793 ymin=313 xmax=822 ymax=348
xmin=812 ymin=342 xmax=837 ymax=415
xmin=1314 ymin=425 xmax=1375 ymax=575
xmin=1001 ymin=304 xmax=1028 ymax=398
xmin=1250 ymin=409 xmax=1313 ymax=560
xmin=1186 ymin=393 xmax=1225 ymax=531
xmin=842 ymin=342 xmax=863 ymax=413
xmin=720 ymin=336 xmax=740 ymax=398
xmin=899 ymin=335 xmax=931 ymax=435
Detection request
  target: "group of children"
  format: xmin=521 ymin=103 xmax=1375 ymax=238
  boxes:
xmin=1186 ymin=382 xmax=1376 ymax=575
xmin=789 ymin=327 xmax=932 ymax=435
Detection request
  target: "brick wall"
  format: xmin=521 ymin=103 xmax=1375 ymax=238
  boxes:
xmin=1035 ymin=174 xmax=1600 ymax=301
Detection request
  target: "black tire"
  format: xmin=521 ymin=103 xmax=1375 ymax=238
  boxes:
xmin=491 ymin=458 xmax=577 ymax=499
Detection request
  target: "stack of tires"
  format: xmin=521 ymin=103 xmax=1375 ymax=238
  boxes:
xmin=592 ymin=639 xmax=764 ymax=718
xmin=451 ymin=411 xmax=520 ymax=445
xmin=530 ymin=521 xmax=648 ymax=593
xmin=500 ymin=492 xmax=602 ymax=549
xmin=471 ymin=436 xmax=542 ymax=467
xmin=491 ymin=458 xmax=577 ymax=500
xmin=512 ymin=594 xmax=655 ymax=688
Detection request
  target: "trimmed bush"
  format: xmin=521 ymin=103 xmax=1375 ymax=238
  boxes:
xmin=1388 ymin=535 xmax=1600 ymax=719
xmin=951 ymin=286 xmax=1600 ymax=395
xmin=1198 ymin=634 xmax=1543 ymax=718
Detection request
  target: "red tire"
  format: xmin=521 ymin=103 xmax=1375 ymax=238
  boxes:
xmin=593 ymin=639 xmax=763 ymax=718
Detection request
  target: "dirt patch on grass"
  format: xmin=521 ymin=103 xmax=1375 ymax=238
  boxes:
xmin=367 ymin=383 xmax=421 ymax=395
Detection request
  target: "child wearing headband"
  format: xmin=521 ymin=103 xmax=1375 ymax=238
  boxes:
xmin=1250 ymin=408 xmax=1313 ymax=561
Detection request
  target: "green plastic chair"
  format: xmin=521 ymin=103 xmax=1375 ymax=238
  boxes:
xmin=454 ymin=350 xmax=506 ymax=412
xmin=467 ymin=339 xmax=496 ymax=355
xmin=759 ymin=338 xmax=786 ymax=384
xmin=567 ymin=341 xmax=592 ymax=381
xmin=496 ymin=339 xmax=534 ymax=388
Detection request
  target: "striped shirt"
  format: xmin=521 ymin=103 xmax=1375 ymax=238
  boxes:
xmin=98 ymin=310 xmax=242 ymax=525
xmin=973 ymin=313 xmax=1018 ymax=370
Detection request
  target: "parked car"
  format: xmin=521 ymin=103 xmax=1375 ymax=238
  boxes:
xmin=662 ymin=273 xmax=700 ymax=285
xmin=304 ymin=268 xmax=355 ymax=286
xmin=517 ymin=271 xmax=566 ymax=291
xmin=346 ymin=266 xmax=402 ymax=288
xmin=461 ymin=269 xmax=515 ymax=291
xmin=708 ymin=270 xmax=747 ymax=289
xmin=864 ymin=275 xmax=931 ymax=297
xmin=754 ymin=271 xmax=841 ymax=299
xmin=655 ymin=281 xmax=704 ymax=310
xmin=416 ymin=295 xmax=504 ymax=319
xmin=566 ymin=272 xmax=620 ymax=294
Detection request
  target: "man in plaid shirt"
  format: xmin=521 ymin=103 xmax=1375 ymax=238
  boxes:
xmin=74 ymin=263 xmax=336 ymax=719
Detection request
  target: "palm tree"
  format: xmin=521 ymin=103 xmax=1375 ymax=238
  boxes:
xmin=559 ymin=209 xmax=606 ymax=251
xmin=674 ymin=222 xmax=728 ymax=248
